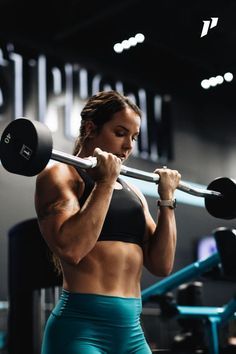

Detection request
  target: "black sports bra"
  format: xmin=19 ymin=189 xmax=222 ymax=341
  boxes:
xmin=76 ymin=168 xmax=146 ymax=247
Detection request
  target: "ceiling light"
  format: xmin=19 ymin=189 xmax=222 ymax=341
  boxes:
xmin=215 ymin=75 xmax=224 ymax=84
xmin=201 ymin=72 xmax=233 ymax=90
xmin=135 ymin=33 xmax=145 ymax=43
xmin=113 ymin=43 xmax=123 ymax=53
xmin=224 ymin=72 xmax=233 ymax=82
xmin=121 ymin=40 xmax=130 ymax=50
xmin=128 ymin=37 xmax=137 ymax=47
xmin=209 ymin=77 xmax=218 ymax=87
xmin=201 ymin=79 xmax=210 ymax=89
xmin=113 ymin=33 xmax=145 ymax=54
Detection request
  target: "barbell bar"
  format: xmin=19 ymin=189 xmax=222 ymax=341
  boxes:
xmin=51 ymin=149 xmax=219 ymax=198
xmin=1 ymin=118 xmax=236 ymax=219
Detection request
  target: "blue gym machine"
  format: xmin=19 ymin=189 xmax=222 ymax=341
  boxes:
xmin=141 ymin=227 xmax=236 ymax=354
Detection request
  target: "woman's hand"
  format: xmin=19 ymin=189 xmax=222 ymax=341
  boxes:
xmin=92 ymin=148 xmax=122 ymax=185
xmin=154 ymin=166 xmax=181 ymax=199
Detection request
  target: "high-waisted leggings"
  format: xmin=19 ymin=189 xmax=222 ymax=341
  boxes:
xmin=41 ymin=289 xmax=152 ymax=354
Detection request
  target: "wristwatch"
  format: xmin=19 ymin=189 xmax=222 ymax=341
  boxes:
xmin=157 ymin=199 xmax=177 ymax=209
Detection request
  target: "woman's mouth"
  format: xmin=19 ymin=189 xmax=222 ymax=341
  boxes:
xmin=115 ymin=154 xmax=126 ymax=161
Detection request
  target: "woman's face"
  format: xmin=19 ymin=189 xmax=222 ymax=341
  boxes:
xmin=90 ymin=107 xmax=141 ymax=162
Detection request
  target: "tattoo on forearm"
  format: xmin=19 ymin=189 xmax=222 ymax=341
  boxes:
xmin=37 ymin=199 xmax=79 ymax=221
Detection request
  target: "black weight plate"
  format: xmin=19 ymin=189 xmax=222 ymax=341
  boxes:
xmin=205 ymin=177 xmax=236 ymax=219
xmin=0 ymin=118 xmax=52 ymax=176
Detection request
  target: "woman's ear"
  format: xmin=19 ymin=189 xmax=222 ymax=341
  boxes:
xmin=84 ymin=121 xmax=97 ymax=138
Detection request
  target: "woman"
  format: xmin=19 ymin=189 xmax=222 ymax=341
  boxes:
xmin=35 ymin=90 xmax=181 ymax=354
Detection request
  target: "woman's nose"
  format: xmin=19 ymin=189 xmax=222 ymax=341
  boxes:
xmin=123 ymin=137 xmax=133 ymax=149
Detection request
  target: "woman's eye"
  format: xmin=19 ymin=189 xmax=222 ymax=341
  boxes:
xmin=115 ymin=131 xmax=138 ymax=141
xmin=116 ymin=131 xmax=125 ymax=137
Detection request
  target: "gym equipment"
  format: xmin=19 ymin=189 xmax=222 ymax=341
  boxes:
xmin=141 ymin=227 xmax=236 ymax=354
xmin=172 ymin=282 xmax=206 ymax=351
xmin=1 ymin=118 xmax=236 ymax=219
xmin=8 ymin=218 xmax=62 ymax=354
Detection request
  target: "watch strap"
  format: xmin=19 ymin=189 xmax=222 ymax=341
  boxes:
xmin=157 ymin=198 xmax=177 ymax=209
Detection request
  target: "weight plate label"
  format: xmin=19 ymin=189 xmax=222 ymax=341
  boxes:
xmin=20 ymin=145 xmax=33 ymax=160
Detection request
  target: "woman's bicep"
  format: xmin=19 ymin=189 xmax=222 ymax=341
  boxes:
xmin=34 ymin=164 xmax=81 ymax=248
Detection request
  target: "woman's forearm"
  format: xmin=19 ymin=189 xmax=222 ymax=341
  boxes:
xmin=144 ymin=207 xmax=177 ymax=276
xmin=57 ymin=182 xmax=115 ymax=263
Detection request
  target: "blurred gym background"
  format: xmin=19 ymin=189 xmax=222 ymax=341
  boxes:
xmin=0 ymin=0 xmax=236 ymax=353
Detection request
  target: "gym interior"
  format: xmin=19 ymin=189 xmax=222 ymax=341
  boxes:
xmin=0 ymin=1 xmax=236 ymax=353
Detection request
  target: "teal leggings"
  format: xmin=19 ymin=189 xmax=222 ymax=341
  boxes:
xmin=41 ymin=289 xmax=152 ymax=354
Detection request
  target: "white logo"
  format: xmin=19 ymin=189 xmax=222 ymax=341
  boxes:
xmin=20 ymin=144 xmax=33 ymax=160
xmin=200 ymin=17 xmax=218 ymax=37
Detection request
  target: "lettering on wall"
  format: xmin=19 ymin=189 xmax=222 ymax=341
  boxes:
xmin=0 ymin=43 xmax=173 ymax=162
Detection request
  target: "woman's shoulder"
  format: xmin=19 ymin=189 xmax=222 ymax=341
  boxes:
xmin=35 ymin=162 xmax=85 ymax=199
xmin=36 ymin=162 xmax=82 ymax=183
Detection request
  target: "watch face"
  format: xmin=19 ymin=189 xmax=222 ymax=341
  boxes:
xmin=168 ymin=199 xmax=176 ymax=209
xmin=173 ymin=199 xmax=177 ymax=208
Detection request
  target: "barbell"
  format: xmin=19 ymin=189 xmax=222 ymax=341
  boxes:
xmin=0 ymin=118 xmax=236 ymax=219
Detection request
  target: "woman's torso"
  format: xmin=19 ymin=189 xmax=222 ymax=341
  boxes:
xmin=57 ymin=166 xmax=146 ymax=298
xmin=62 ymin=241 xmax=144 ymax=297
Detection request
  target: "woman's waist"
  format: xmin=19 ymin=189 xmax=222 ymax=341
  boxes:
xmin=62 ymin=269 xmax=142 ymax=298
xmin=52 ymin=289 xmax=142 ymax=326
xmin=78 ymin=240 xmax=143 ymax=275
xmin=61 ymin=241 xmax=143 ymax=293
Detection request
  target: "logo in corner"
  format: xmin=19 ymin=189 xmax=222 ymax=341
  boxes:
xmin=200 ymin=17 xmax=218 ymax=37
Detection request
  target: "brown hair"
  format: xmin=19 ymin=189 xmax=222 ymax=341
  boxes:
xmin=73 ymin=90 xmax=141 ymax=155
